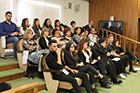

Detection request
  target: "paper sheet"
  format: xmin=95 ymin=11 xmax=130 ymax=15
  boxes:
xmin=22 ymin=50 xmax=29 ymax=64
xmin=111 ymin=57 xmax=121 ymax=61
xmin=1 ymin=36 xmax=6 ymax=48
xmin=62 ymin=68 xmax=69 ymax=75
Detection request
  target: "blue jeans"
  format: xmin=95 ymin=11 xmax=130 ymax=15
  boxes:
xmin=6 ymin=37 xmax=19 ymax=58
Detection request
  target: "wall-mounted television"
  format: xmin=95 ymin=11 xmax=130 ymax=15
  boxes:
xmin=99 ymin=21 xmax=123 ymax=35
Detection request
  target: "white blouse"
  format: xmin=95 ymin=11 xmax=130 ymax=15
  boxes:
xmin=19 ymin=26 xmax=34 ymax=35
xmin=84 ymin=52 xmax=90 ymax=62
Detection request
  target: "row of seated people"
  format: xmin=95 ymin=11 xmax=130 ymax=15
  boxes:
xmin=0 ymin=11 xmax=98 ymax=59
xmin=0 ymin=11 xmax=140 ymax=93
xmin=22 ymin=27 xmax=140 ymax=93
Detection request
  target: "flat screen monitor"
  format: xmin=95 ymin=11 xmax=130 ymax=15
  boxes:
xmin=99 ymin=21 xmax=123 ymax=35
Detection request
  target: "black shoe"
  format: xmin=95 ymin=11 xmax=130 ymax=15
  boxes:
xmin=101 ymin=77 xmax=110 ymax=83
xmin=101 ymin=83 xmax=111 ymax=89
xmin=113 ymin=79 xmax=123 ymax=84
xmin=92 ymin=88 xmax=99 ymax=93
xmin=107 ymin=81 xmax=112 ymax=84
xmin=1 ymin=57 xmax=7 ymax=59
xmin=129 ymin=69 xmax=137 ymax=73
xmin=123 ymin=70 xmax=130 ymax=74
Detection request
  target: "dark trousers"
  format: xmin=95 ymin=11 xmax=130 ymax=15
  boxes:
xmin=78 ymin=65 xmax=99 ymax=85
xmin=91 ymin=60 xmax=106 ymax=85
xmin=52 ymin=72 xmax=93 ymax=93
xmin=112 ymin=58 xmax=125 ymax=75
xmin=105 ymin=61 xmax=117 ymax=79
xmin=121 ymin=51 xmax=136 ymax=70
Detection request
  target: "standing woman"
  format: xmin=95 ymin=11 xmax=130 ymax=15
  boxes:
xmin=113 ymin=40 xmax=139 ymax=72
xmin=42 ymin=18 xmax=53 ymax=34
xmin=20 ymin=18 xmax=32 ymax=35
xmin=64 ymin=42 xmax=110 ymax=93
xmin=54 ymin=19 xmax=63 ymax=36
xmin=39 ymin=27 xmax=50 ymax=49
xmin=22 ymin=29 xmax=50 ymax=65
xmin=32 ymin=18 xmax=42 ymax=37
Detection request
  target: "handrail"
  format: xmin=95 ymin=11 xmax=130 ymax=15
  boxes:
xmin=1 ymin=82 xmax=40 ymax=93
xmin=97 ymin=28 xmax=140 ymax=66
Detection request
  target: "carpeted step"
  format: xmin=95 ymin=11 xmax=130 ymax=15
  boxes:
xmin=7 ymin=77 xmax=46 ymax=92
xmin=0 ymin=68 xmax=25 ymax=82
xmin=0 ymin=56 xmax=19 ymax=71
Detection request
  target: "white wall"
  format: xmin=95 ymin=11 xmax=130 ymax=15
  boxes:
xmin=0 ymin=0 xmax=89 ymax=27
xmin=63 ymin=0 xmax=89 ymax=27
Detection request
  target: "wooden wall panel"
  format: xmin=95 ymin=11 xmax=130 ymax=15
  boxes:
xmin=89 ymin=0 xmax=139 ymax=40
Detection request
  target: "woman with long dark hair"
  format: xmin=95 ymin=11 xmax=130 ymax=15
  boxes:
xmin=54 ymin=19 xmax=63 ymax=36
xmin=113 ymin=40 xmax=140 ymax=72
xmin=32 ymin=18 xmax=42 ymax=37
xmin=20 ymin=18 xmax=32 ymax=35
xmin=42 ymin=18 xmax=53 ymax=34
xmin=64 ymin=42 xmax=110 ymax=93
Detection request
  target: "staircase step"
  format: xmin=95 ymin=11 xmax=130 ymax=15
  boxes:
xmin=0 ymin=56 xmax=19 ymax=71
xmin=7 ymin=77 xmax=46 ymax=92
xmin=0 ymin=68 xmax=25 ymax=82
xmin=38 ymin=90 xmax=51 ymax=93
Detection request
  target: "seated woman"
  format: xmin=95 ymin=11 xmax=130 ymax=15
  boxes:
xmin=39 ymin=27 xmax=51 ymax=49
xmin=73 ymin=27 xmax=84 ymax=44
xmin=22 ymin=29 xmax=50 ymax=65
xmin=51 ymin=28 xmax=66 ymax=48
xmin=20 ymin=18 xmax=32 ymax=35
xmin=60 ymin=27 xmax=76 ymax=49
xmin=113 ymin=40 xmax=140 ymax=72
xmin=54 ymin=19 xmax=64 ymax=36
xmin=70 ymin=21 xmax=76 ymax=36
xmin=32 ymin=18 xmax=42 ymax=37
xmin=64 ymin=42 xmax=110 ymax=93
xmin=82 ymin=29 xmax=94 ymax=47
xmin=77 ymin=40 xmax=122 ymax=84
xmin=42 ymin=18 xmax=53 ymax=35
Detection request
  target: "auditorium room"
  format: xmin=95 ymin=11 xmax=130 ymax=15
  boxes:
xmin=1 ymin=0 xmax=140 ymax=93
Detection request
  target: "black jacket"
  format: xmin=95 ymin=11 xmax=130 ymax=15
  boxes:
xmin=39 ymin=37 xmax=50 ymax=49
xmin=78 ymin=50 xmax=92 ymax=63
xmin=91 ymin=43 xmax=109 ymax=66
xmin=84 ymin=24 xmax=94 ymax=34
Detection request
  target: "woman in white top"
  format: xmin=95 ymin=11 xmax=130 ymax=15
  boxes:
xmin=20 ymin=18 xmax=32 ymax=35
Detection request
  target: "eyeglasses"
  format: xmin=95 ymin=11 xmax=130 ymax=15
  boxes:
xmin=28 ymin=33 xmax=33 ymax=35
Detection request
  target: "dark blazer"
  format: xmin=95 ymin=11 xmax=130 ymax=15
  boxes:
xmin=78 ymin=50 xmax=92 ymax=63
xmin=107 ymin=43 xmax=115 ymax=52
xmin=91 ymin=43 xmax=109 ymax=66
xmin=115 ymin=47 xmax=124 ymax=54
xmin=39 ymin=37 xmax=50 ymax=49
xmin=64 ymin=53 xmax=80 ymax=66
xmin=32 ymin=26 xmax=41 ymax=37
xmin=84 ymin=24 xmax=94 ymax=34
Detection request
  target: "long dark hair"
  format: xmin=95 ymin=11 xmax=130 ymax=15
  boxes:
xmin=21 ymin=18 xmax=29 ymax=31
xmin=43 ymin=18 xmax=53 ymax=29
xmin=54 ymin=19 xmax=62 ymax=31
xmin=33 ymin=18 xmax=42 ymax=30
xmin=112 ymin=40 xmax=118 ymax=49
xmin=64 ymin=42 xmax=79 ymax=61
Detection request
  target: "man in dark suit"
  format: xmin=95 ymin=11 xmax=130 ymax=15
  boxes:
xmin=91 ymin=38 xmax=123 ymax=88
xmin=84 ymin=20 xmax=94 ymax=34
xmin=85 ymin=20 xmax=101 ymax=38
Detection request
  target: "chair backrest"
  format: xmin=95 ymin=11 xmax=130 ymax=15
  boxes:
xmin=36 ymin=37 xmax=40 ymax=43
xmin=61 ymin=51 xmax=66 ymax=64
xmin=17 ymin=39 xmax=23 ymax=51
xmin=43 ymin=54 xmax=49 ymax=70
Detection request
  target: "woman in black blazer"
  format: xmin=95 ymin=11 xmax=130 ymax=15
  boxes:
xmin=64 ymin=41 xmax=110 ymax=93
xmin=77 ymin=40 xmax=123 ymax=85
xmin=39 ymin=27 xmax=50 ymax=49
xmin=113 ymin=40 xmax=139 ymax=72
